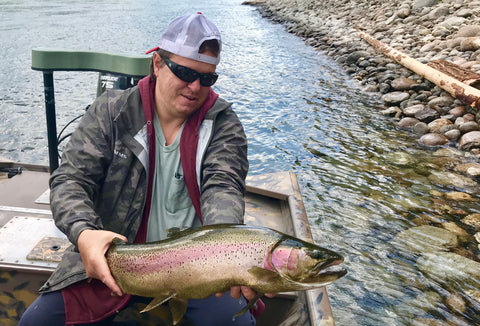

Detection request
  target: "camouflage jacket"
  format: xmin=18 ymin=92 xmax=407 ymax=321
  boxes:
xmin=40 ymin=81 xmax=248 ymax=293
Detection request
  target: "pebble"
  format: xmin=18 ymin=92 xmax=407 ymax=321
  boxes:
xmin=413 ymin=122 xmax=429 ymax=135
xmin=462 ymin=213 xmax=480 ymax=229
xmin=428 ymin=118 xmax=452 ymax=133
xmin=398 ymin=117 xmax=420 ymax=128
xmin=382 ymin=91 xmax=410 ymax=105
xmin=395 ymin=225 xmax=458 ymax=253
xmin=444 ymin=191 xmax=474 ymax=201
xmin=458 ymin=131 xmax=480 ymax=150
xmin=403 ymin=104 xmax=425 ymax=116
xmin=419 ymin=133 xmax=449 ymax=146
xmin=445 ymin=293 xmax=467 ymax=314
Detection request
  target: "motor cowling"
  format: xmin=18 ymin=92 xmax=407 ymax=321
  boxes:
xmin=96 ymin=72 xmax=143 ymax=97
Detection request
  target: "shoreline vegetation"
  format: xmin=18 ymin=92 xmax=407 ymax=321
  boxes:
xmin=243 ymin=0 xmax=480 ymax=322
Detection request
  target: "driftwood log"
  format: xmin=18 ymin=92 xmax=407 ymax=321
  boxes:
xmin=358 ymin=30 xmax=480 ymax=109
xmin=427 ymin=59 xmax=480 ymax=89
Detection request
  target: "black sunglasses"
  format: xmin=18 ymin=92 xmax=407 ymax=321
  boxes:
xmin=162 ymin=57 xmax=218 ymax=87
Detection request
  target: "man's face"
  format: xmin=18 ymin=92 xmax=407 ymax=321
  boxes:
xmin=153 ymin=53 xmax=216 ymax=121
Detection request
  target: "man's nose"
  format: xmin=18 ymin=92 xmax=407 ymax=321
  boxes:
xmin=188 ymin=78 xmax=202 ymax=91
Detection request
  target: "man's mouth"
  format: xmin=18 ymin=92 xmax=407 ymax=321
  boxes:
xmin=182 ymin=94 xmax=196 ymax=101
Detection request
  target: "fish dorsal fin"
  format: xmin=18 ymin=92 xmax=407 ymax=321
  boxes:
xmin=140 ymin=293 xmax=176 ymax=313
xmin=169 ymin=298 xmax=189 ymax=325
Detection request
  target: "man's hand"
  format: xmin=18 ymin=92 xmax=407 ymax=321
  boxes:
xmin=215 ymin=286 xmax=276 ymax=301
xmin=77 ymin=229 xmax=127 ymax=296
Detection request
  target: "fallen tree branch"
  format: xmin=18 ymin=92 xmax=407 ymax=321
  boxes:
xmin=427 ymin=59 xmax=480 ymax=88
xmin=358 ymin=30 xmax=480 ymax=109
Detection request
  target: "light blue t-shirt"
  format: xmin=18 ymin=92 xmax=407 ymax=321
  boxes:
xmin=146 ymin=113 xmax=200 ymax=242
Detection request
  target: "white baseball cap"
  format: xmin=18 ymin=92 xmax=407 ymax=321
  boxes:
xmin=146 ymin=12 xmax=221 ymax=65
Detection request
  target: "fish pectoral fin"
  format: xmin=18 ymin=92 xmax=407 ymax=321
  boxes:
xmin=233 ymin=293 xmax=263 ymax=320
xmin=248 ymin=266 xmax=282 ymax=283
xmin=140 ymin=293 xmax=177 ymax=313
xmin=169 ymin=298 xmax=188 ymax=325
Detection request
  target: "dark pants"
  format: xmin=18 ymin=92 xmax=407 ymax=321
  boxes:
xmin=19 ymin=291 xmax=256 ymax=326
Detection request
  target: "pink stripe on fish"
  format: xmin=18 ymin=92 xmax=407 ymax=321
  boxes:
xmin=118 ymin=242 xmax=266 ymax=274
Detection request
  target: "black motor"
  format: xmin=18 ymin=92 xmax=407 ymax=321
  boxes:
xmin=96 ymin=72 xmax=143 ymax=96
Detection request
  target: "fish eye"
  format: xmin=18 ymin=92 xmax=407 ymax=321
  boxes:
xmin=306 ymin=249 xmax=327 ymax=260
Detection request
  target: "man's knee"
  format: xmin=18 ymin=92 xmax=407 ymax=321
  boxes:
xmin=18 ymin=292 xmax=65 ymax=326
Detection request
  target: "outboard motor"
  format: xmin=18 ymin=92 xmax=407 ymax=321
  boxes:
xmin=32 ymin=48 xmax=151 ymax=173
xmin=56 ymin=72 xmax=144 ymax=160
xmin=97 ymin=72 xmax=143 ymax=96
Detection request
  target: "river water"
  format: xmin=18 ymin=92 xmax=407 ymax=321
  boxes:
xmin=1 ymin=1 xmax=480 ymax=325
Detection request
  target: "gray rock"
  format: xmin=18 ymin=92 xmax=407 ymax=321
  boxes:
xmin=411 ymin=83 xmax=432 ymax=92
xmin=419 ymin=133 xmax=449 ymax=146
xmin=397 ymin=8 xmax=410 ymax=19
xmin=454 ymin=116 xmax=465 ymax=127
xmin=403 ymin=104 xmax=425 ymax=116
xmin=458 ymin=131 xmax=480 ymax=150
xmin=428 ymin=96 xmax=454 ymax=109
xmin=395 ymin=225 xmax=458 ymax=253
xmin=381 ymin=106 xmax=403 ymax=117
xmin=456 ymin=163 xmax=480 ymax=177
xmin=385 ymin=151 xmax=416 ymax=166
xmin=438 ymin=17 xmax=466 ymax=29
xmin=432 ymin=27 xmax=450 ymax=38
xmin=454 ymin=25 xmax=480 ymax=37
xmin=417 ymin=252 xmax=480 ymax=289
xmin=460 ymin=37 xmax=480 ymax=51
xmin=346 ymin=50 xmax=371 ymax=64
xmin=363 ymin=84 xmax=379 ymax=92
xmin=381 ymin=91 xmax=410 ymax=105
xmin=444 ymin=129 xmax=461 ymax=141
xmin=456 ymin=9 xmax=474 ymax=18
xmin=415 ymin=107 xmax=441 ymax=123
xmin=428 ymin=118 xmax=453 ymax=133
xmin=449 ymin=106 xmax=467 ymax=118
xmin=398 ymin=117 xmax=421 ymax=128
xmin=428 ymin=170 xmax=478 ymax=189
xmin=439 ymin=124 xmax=455 ymax=133
xmin=462 ymin=213 xmax=480 ymax=229
xmin=458 ymin=121 xmax=479 ymax=134
xmin=412 ymin=0 xmax=438 ymax=11
xmin=391 ymin=77 xmax=417 ymax=91
xmin=413 ymin=122 xmax=429 ymax=135
xmin=427 ymin=6 xmax=450 ymax=20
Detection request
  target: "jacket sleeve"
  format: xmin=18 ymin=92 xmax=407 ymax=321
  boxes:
xmin=49 ymin=93 xmax=114 ymax=246
xmin=200 ymin=107 xmax=249 ymax=225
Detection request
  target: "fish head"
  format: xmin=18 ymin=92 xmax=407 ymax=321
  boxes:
xmin=264 ymin=237 xmax=347 ymax=286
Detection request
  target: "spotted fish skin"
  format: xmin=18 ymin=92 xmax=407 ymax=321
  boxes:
xmin=106 ymin=224 xmax=346 ymax=323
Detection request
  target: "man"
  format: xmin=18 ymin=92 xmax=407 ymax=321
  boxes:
xmin=20 ymin=13 xmax=265 ymax=325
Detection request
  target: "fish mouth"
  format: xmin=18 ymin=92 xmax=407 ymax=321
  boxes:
xmin=310 ymin=257 xmax=347 ymax=279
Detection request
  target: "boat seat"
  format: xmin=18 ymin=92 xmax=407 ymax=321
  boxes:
xmin=31 ymin=48 xmax=151 ymax=173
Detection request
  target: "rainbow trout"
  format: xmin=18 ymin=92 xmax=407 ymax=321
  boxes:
xmin=106 ymin=224 xmax=346 ymax=324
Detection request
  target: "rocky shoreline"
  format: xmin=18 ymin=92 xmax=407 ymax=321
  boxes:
xmin=243 ymin=0 xmax=480 ymax=321
xmin=245 ymin=0 xmax=480 ymax=160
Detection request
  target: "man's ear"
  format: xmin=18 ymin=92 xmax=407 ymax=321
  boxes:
xmin=153 ymin=53 xmax=163 ymax=77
